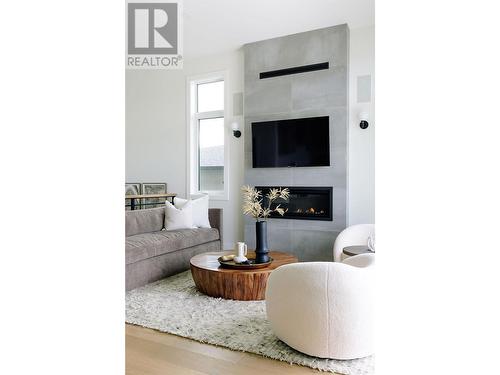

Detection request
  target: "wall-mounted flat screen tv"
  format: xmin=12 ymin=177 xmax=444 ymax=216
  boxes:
xmin=252 ymin=116 xmax=330 ymax=168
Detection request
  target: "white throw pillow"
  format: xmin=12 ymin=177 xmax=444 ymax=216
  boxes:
xmin=164 ymin=201 xmax=195 ymax=230
xmin=173 ymin=195 xmax=211 ymax=228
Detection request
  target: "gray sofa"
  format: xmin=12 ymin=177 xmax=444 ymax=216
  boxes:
xmin=126 ymin=206 xmax=222 ymax=290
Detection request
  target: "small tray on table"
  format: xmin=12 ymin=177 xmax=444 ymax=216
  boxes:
xmin=217 ymin=256 xmax=273 ymax=270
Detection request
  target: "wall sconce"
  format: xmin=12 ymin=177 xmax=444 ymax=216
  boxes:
xmin=231 ymin=121 xmax=241 ymax=138
xmin=359 ymin=112 xmax=369 ymax=129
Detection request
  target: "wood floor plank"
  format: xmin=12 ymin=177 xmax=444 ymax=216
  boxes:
xmin=126 ymin=324 xmax=244 ymax=364
xmin=126 ymin=324 xmax=325 ymax=374
xmin=127 ymin=334 xmax=263 ymax=374
xmin=237 ymin=353 xmax=321 ymax=374
xmin=126 ymin=336 xmax=205 ymax=375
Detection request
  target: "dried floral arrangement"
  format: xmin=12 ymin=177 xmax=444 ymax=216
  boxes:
xmin=241 ymin=185 xmax=290 ymax=221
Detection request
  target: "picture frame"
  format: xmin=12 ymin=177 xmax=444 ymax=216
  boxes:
xmin=141 ymin=183 xmax=167 ymax=208
xmin=125 ymin=182 xmax=141 ymax=210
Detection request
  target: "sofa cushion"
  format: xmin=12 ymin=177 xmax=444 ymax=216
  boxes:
xmin=126 ymin=228 xmax=220 ymax=265
xmin=126 ymin=207 xmax=165 ymax=237
xmin=174 ymin=195 xmax=211 ymax=228
xmin=165 ymin=200 xmax=195 ymax=230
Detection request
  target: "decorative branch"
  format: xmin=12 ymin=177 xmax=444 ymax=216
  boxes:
xmin=241 ymin=186 xmax=289 ymax=221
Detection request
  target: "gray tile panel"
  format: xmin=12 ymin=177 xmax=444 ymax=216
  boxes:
xmin=243 ymin=24 xmax=349 ymax=261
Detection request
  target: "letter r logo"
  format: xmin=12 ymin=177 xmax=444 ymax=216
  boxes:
xmin=128 ymin=3 xmax=178 ymax=54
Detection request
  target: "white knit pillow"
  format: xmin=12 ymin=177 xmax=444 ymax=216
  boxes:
xmin=164 ymin=201 xmax=195 ymax=230
xmin=174 ymin=195 xmax=211 ymax=228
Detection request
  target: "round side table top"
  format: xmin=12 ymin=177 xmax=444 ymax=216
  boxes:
xmin=342 ymin=245 xmax=374 ymax=257
xmin=190 ymin=250 xmax=297 ymax=274
xmin=190 ymin=250 xmax=298 ymax=300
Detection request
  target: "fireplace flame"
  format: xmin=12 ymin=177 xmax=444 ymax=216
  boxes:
xmin=293 ymin=207 xmax=326 ymax=215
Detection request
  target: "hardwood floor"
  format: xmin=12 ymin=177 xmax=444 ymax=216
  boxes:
xmin=126 ymin=324 xmax=325 ymax=375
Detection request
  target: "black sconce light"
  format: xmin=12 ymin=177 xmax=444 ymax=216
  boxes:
xmin=359 ymin=112 xmax=369 ymax=129
xmin=231 ymin=122 xmax=241 ymax=138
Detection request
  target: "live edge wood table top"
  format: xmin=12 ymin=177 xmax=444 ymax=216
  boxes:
xmin=190 ymin=251 xmax=298 ymax=301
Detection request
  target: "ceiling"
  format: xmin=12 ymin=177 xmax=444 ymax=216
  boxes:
xmin=183 ymin=0 xmax=374 ymax=58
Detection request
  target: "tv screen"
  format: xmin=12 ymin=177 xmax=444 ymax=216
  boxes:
xmin=252 ymin=116 xmax=330 ymax=168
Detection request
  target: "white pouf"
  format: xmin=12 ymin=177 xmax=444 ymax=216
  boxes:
xmin=265 ymin=254 xmax=374 ymax=360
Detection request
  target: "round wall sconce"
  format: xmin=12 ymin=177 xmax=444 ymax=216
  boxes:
xmin=231 ymin=121 xmax=241 ymax=138
xmin=359 ymin=112 xmax=369 ymax=129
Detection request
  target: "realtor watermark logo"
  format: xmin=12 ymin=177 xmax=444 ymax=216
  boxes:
xmin=126 ymin=0 xmax=183 ymax=69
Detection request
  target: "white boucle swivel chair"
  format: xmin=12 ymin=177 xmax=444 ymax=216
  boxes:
xmin=333 ymin=224 xmax=375 ymax=262
xmin=265 ymin=253 xmax=374 ymax=360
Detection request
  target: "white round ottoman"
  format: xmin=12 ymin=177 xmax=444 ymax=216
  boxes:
xmin=265 ymin=254 xmax=374 ymax=359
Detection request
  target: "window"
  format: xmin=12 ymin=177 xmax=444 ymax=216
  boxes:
xmin=188 ymin=73 xmax=229 ymax=200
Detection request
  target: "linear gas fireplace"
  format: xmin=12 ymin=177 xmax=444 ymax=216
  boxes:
xmin=256 ymin=186 xmax=333 ymax=221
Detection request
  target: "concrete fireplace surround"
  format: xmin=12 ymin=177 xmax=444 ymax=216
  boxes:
xmin=243 ymin=24 xmax=349 ymax=261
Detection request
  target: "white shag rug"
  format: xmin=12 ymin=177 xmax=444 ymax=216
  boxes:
xmin=126 ymin=271 xmax=374 ymax=375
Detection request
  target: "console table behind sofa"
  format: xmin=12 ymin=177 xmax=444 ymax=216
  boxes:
xmin=125 ymin=193 xmax=177 ymax=210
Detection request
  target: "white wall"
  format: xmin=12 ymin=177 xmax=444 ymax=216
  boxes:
xmin=126 ymin=50 xmax=245 ymax=249
xmin=348 ymin=26 xmax=375 ymax=225
xmin=126 ymin=70 xmax=186 ymax=195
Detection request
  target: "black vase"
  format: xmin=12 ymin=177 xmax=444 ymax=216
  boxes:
xmin=255 ymin=221 xmax=270 ymax=263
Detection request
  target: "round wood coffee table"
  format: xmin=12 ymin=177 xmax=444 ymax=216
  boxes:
xmin=190 ymin=250 xmax=298 ymax=301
